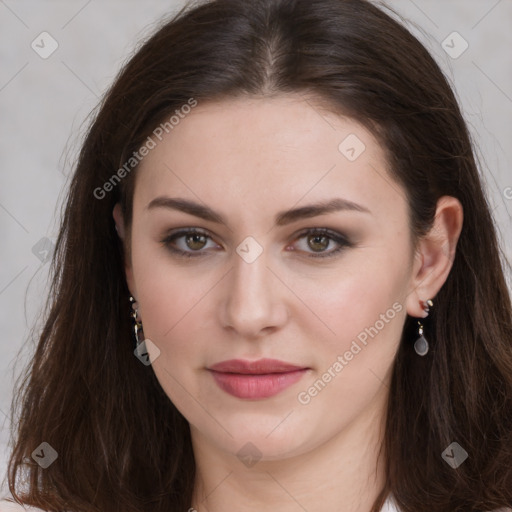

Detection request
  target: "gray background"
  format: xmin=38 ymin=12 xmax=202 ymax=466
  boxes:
xmin=1 ymin=0 xmax=511 ymax=497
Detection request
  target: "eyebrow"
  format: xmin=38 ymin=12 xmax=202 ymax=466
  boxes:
xmin=146 ymin=196 xmax=371 ymax=226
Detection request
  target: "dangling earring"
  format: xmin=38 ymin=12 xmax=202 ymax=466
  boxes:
xmin=129 ymin=295 xmax=144 ymax=348
xmin=414 ymin=299 xmax=433 ymax=356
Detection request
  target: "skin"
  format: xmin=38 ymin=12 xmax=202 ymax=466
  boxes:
xmin=113 ymin=93 xmax=463 ymax=512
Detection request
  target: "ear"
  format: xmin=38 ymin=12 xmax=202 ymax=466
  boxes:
xmin=113 ymin=203 xmax=136 ymax=297
xmin=113 ymin=202 xmax=126 ymax=239
xmin=405 ymin=196 xmax=464 ymax=318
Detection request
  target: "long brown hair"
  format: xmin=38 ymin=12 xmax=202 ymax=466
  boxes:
xmin=6 ymin=0 xmax=512 ymax=511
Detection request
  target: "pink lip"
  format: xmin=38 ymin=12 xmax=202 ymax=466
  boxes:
xmin=208 ymin=358 xmax=309 ymax=399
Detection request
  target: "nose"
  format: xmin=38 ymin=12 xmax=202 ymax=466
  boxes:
xmin=220 ymin=247 xmax=288 ymax=339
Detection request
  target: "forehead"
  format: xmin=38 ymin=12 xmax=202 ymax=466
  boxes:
xmin=133 ymin=94 xmax=406 ymax=226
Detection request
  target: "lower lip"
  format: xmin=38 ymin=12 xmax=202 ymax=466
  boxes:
xmin=209 ymin=369 xmax=308 ymax=399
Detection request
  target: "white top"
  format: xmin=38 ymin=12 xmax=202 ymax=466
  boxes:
xmin=381 ymin=494 xmax=399 ymax=512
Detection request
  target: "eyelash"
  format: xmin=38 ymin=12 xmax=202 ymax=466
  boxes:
xmin=160 ymin=228 xmax=352 ymax=260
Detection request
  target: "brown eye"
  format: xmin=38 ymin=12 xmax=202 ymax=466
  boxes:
xmin=161 ymin=229 xmax=218 ymax=258
xmin=293 ymin=228 xmax=352 ymax=259
xmin=307 ymin=234 xmax=330 ymax=252
xmin=185 ymin=233 xmax=208 ymax=251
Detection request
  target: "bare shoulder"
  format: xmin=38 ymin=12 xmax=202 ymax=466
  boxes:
xmin=0 ymin=499 xmax=45 ymax=511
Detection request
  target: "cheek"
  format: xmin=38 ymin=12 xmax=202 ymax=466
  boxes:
xmin=129 ymin=232 xmax=188 ymax=331
xmin=130 ymin=248 xmax=212 ymax=410
xmin=134 ymin=265 xmax=208 ymax=351
xmin=293 ymin=265 xmax=407 ymax=422
xmin=295 ymin=248 xmax=409 ymax=350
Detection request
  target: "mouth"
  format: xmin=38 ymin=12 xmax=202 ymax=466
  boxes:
xmin=207 ymin=358 xmax=310 ymax=399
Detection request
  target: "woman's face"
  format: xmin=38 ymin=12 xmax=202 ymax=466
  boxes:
xmin=122 ymin=94 xmax=418 ymax=461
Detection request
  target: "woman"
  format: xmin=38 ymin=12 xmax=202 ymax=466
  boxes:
xmin=2 ymin=0 xmax=512 ymax=511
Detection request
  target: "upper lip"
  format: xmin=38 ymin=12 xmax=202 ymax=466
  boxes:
xmin=208 ymin=358 xmax=307 ymax=374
